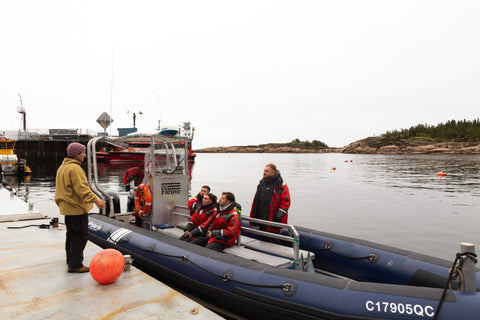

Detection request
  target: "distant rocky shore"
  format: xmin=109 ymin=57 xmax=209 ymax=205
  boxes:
xmin=195 ymin=137 xmax=480 ymax=154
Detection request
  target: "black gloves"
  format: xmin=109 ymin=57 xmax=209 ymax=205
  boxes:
xmin=189 ymin=227 xmax=201 ymax=238
xmin=273 ymin=210 xmax=286 ymax=222
xmin=211 ymin=230 xmax=221 ymax=238
xmin=191 ymin=202 xmax=199 ymax=211
xmin=184 ymin=221 xmax=193 ymax=232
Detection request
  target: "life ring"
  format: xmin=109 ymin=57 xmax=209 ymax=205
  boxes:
xmin=134 ymin=184 xmax=152 ymax=218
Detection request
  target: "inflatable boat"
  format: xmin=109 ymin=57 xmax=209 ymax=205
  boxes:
xmin=86 ymin=135 xmax=479 ymax=320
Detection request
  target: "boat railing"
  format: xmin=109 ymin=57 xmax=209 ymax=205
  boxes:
xmin=240 ymin=216 xmax=301 ymax=263
xmin=87 ymin=136 xmax=113 ymax=216
xmin=172 ymin=206 xmax=301 ymax=263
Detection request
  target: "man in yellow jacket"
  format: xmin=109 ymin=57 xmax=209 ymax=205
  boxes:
xmin=55 ymin=142 xmax=106 ymax=273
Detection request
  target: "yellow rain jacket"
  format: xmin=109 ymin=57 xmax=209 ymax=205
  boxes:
xmin=55 ymin=158 xmax=98 ymax=215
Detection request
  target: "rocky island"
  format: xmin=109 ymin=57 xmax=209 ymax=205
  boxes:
xmin=194 ymin=137 xmax=480 ymax=154
xmin=195 ymin=120 xmax=480 ymax=154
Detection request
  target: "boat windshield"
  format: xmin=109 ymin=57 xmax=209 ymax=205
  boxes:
xmin=144 ymin=139 xmax=187 ymax=176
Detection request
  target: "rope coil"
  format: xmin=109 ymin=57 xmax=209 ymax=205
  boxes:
xmin=433 ymin=251 xmax=478 ymax=320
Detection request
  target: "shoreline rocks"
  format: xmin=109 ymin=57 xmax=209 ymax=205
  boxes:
xmin=194 ymin=137 xmax=480 ymax=154
xmin=339 ymin=137 xmax=480 ymax=154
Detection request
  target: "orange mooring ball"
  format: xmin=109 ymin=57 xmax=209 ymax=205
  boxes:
xmin=90 ymin=249 xmax=125 ymax=284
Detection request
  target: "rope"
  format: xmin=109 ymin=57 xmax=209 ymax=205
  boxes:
xmin=433 ymin=252 xmax=478 ymax=320
xmin=289 ymin=235 xmax=300 ymax=242
xmin=302 ymin=244 xmax=373 ymax=261
xmin=7 ymin=224 xmax=50 ymax=229
xmin=118 ymin=239 xmax=285 ymax=290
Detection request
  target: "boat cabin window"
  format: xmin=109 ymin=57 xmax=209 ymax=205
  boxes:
xmin=144 ymin=141 xmax=187 ymax=176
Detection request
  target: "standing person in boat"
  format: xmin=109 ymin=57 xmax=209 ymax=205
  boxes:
xmin=123 ymin=166 xmax=144 ymax=191
xmin=188 ymin=185 xmax=210 ymax=216
xmin=181 ymin=192 xmax=217 ymax=243
xmin=55 ymin=142 xmax=106 ymax=273
xmin=250 ymin=164 xmax=291 ymax=236
xmin=204 ymin=192 xmax=241 ymax=252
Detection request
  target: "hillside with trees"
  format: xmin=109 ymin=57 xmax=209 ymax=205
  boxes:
xmin=195 ymin=119 xmax=480 ymax=154
xmin=381 ymin=119 xmax=480 ymax=142
xmin=341 ymin=119 xmax=480 ymax=154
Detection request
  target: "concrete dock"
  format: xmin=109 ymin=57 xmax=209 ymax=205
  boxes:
xmin=0 ymin=185 xmax=45 ymax=222
xmin=0 ymin=187 xmax=222 ymax=319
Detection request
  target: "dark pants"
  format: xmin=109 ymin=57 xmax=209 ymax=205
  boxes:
xmin=190 ymin=236 xmax=208 ymax=247
xmin=179 ymin=234 xmax=193 ymax=242
xmin=206 ymin=241 xmax=226 ymax=252
xmin=65 ymin=214 xmax=89 ymax=269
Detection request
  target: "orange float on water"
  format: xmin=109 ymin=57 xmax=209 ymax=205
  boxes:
xmin=437 ymin=172 xmax=448 ymax=177
xmin=331 ymin=167 xmax=336 ymax=170
xmin=90 ymin=248 xmax=125 ymax=284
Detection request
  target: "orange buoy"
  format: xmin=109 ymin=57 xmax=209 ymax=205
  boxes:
xmin=437 ymin=172 xmax=447 ymax=177
xmin=90 ymin=249 xmax=125 ymax=284
xmin=331 ymin=167 xmax=336 ymax=170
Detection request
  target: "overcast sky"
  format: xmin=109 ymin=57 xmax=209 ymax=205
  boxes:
xmin=1 ymin=1 xmax=479 ymax=148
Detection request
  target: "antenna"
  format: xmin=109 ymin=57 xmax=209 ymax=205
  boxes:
xmin=16 ymin=92 xmax=26 ymax=131
xmin=109 ymin=44 xmax=114 ymax=136
xmin=126 ymin=110 xmax=142 ymax=128
xmin=157 ymin=93 xmax=162 ymax=131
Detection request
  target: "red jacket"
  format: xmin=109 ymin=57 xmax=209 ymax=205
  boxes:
xmin=208 ymin=203 xmax=241 ymax=247
xmin=250 ymin=173 xmax=290 ymax=233
xmin=188 ymin=196 xmax=202 ymax=216
xmin=184 ymin=204 xmax=217 ymax=239
xmin=123 ymin=167 xmax=144 ymax=185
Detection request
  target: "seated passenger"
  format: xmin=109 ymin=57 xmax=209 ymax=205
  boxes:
xmin=123 ymin=167 xmax=145 ymax=191
xmin=180 ymin=193 xmax=217 ymax=243
xmin=205 ymin=192 xmax=241 ymax=252
xmin=188 ymin=185 xmax=210 ymax=216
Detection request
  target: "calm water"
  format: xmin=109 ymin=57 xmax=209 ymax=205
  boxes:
xmin=10 ymin=153 xmax=480 ymax=261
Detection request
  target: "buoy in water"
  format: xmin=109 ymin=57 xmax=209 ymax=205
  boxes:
xmin=90 ymin=248 xmax=125 ymax=284
xmin=331 ymin=167 xmax=336 ymax=170
xmin=437 ymin=172 xmax=447 ymax=177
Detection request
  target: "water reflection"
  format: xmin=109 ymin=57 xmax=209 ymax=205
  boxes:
xmin=351 ymin=154 xmax=480 ymax=195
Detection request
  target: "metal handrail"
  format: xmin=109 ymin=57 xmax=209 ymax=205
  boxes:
xmin=87 ymin=137 xmax=113 ymax=217
xmin=241 ymin=216 xmax=300 ymax=263
xmin=171 ymin=205 xmax=301 ymax=263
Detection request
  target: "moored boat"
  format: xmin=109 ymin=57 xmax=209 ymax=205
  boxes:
xmin=96 ymin=122 xmax=196 ymax=164
xmin=0 ymin=135 xmax=31 ymax=176
xmin=86 ymin=134 xmax=479 ymax=320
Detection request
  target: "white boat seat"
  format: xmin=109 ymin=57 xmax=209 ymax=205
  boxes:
xmin=157 ymin=226 xmax=293 ymax=267
xmin=157 ymin=225 xmax=313 ymax=267
xmin=240 ymin=235 xmax=315 ymax=261
xmin=175 ymin=221 xmax=189 ymax=230
xmin=223 ymin=245 xmax=292 ymax=267
xmin=155 ymin=225 xmax=185 ymax=238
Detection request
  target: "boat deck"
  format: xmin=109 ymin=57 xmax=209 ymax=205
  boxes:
xmin=159 ymin=224 xmax=315 ymax=268
xmin=0 ymin=187 xmax=222 ymax=320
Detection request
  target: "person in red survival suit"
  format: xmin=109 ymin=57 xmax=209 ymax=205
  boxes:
xmin=250 ymin=163 xmax=291 ymax=234
xmin=123 ymin=167 xmax=145 ymax=191
xmin=188 ymin=185 xmax=210 ymax=216
xmin=180 ymin=193 xmax=217 ymax=243
xmin=205 ymin=192 xmax=241 ymax=252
